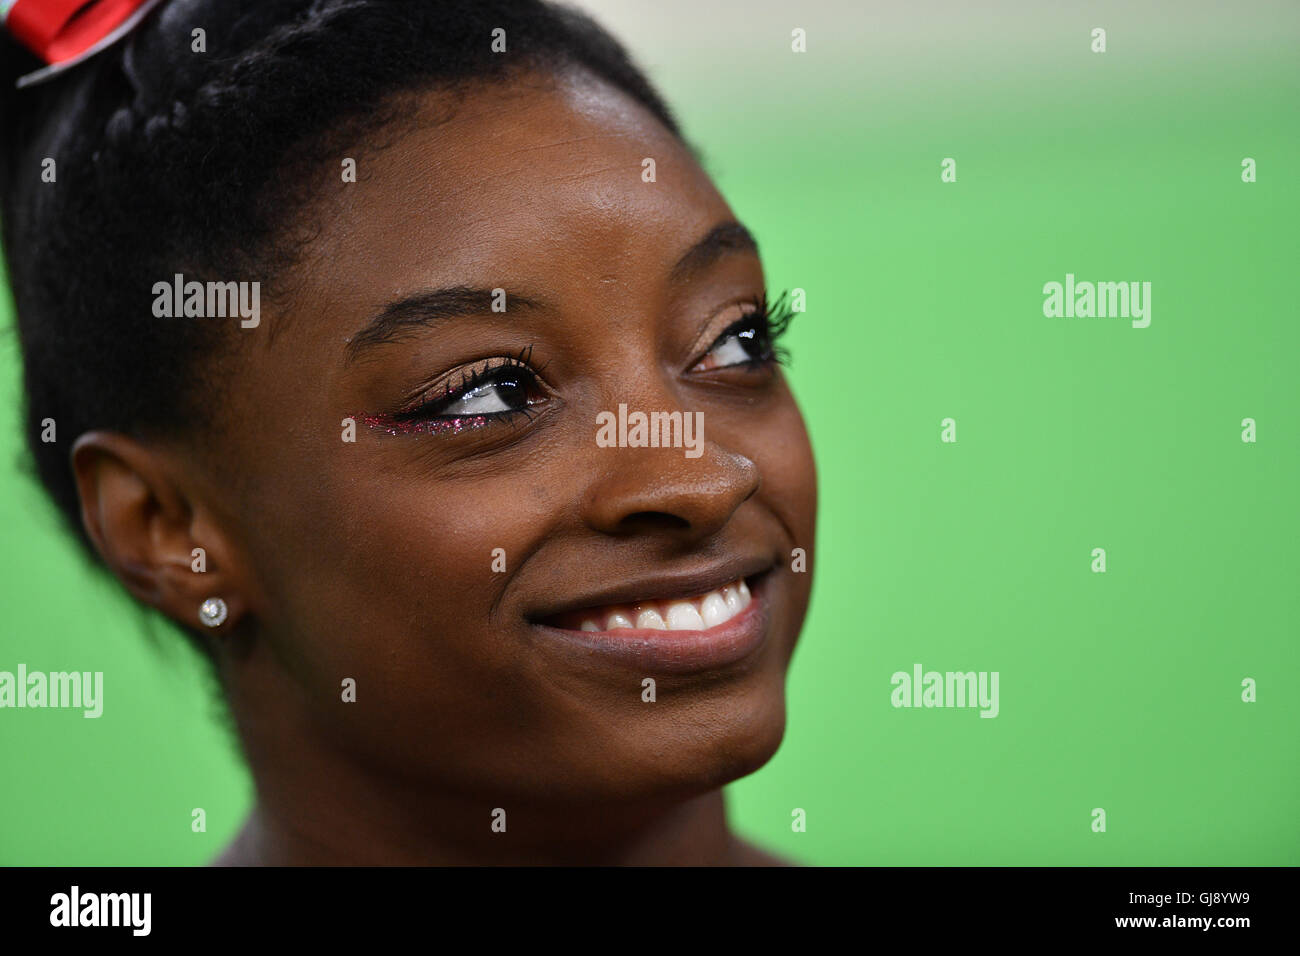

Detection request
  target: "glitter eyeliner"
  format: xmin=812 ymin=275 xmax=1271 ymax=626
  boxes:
xmin=352 ymin=412 xmax=496 ymax=436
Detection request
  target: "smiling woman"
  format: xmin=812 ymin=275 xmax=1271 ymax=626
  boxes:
xmin=0 ymin=0 xmax=817 ymax=866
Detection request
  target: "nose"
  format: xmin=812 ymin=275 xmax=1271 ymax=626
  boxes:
xmin=583 ymin=422 xmax=760 ymax=540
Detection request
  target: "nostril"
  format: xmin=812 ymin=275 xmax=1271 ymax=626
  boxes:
xmin=618 ymin=511 xmax=692 ymax=533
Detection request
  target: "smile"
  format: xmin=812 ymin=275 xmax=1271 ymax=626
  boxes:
xmin=531 ymin=568 xmax=773 ymax=674
xmin=548 ymin=578 xmax=753 ymax=633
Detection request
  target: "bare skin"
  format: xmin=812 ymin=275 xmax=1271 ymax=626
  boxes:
xmin=72 ymin=67 xmax=817 ymax=865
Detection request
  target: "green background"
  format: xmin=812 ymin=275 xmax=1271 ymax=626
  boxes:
xmin=2 ymin=0 xmax=1297 ymax=865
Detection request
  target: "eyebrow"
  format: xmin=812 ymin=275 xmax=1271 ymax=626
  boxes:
xmin=669 ymin=221 xmax=760 ymax=284
xmin=344 ymin=222 xmax=758 ymax=362
xmin=345 ymin=287 xmax=545 ymax=362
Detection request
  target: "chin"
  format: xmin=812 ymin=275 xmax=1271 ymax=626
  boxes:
xmin=614 ymin=676 xmax=791 ymax=802
xmin=700 ymin=683 xmax=790 ymax=787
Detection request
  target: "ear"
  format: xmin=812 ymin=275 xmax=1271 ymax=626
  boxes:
xmin=70 ymin=430 xmax=252 ymax=634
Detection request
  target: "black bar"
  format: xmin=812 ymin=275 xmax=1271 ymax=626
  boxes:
xmin=0 ymin=866 xmax=1286 ymax=941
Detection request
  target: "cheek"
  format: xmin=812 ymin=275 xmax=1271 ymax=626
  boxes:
xmin=749 ymin=393 xmax=818 ymax=634
xmin=246 ymin=459 xmax=588 ymax=788
xmin=254 ymin=454 xmax=553 ymax=699
xmin=337 ymin=465 xmax=545 ymax=642
xmin=754 ymin=393 xmax=819 ymax=543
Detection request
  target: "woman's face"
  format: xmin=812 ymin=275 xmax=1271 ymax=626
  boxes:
xmin=206 ymin=69 xmax=817 ymax=812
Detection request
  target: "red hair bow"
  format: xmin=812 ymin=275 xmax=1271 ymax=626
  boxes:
xmin=4 ymin=0 xmax=164 ymax=87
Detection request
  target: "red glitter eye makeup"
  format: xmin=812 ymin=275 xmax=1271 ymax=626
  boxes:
xmin=352 ymin=413 xmax=501 ymax=437
xmin=355 ymin=345 xmax=548 ymax=437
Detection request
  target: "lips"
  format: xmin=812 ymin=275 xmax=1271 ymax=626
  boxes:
xmin=545 ymin=578 xmax=753 ymax=633
xmin=531 ymin=557 xmax=772 ymax=631
xmin=529 ymin=563 xmax=775 ymax=674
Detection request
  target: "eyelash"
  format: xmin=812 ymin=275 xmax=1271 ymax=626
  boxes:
xmin=408 ymin=347 xmax=542 ymax=415
xmin=360 ymin=292 xmax=799 ymax=435
xmin=356 ymin=346 xmax=545 ymax=436
xmin=703 ymin=289 xmax=797 ymax=371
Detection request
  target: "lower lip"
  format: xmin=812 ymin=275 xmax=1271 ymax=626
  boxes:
xmin=531 ymin=576 xmax=772 ymax=675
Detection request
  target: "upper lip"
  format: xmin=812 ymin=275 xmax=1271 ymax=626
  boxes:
xmin=528 ymin=555 xmax=776 ymax=623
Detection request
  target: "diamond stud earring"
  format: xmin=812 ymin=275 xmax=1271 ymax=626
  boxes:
xmin=199 ymin=597 xmax=228 ymax=628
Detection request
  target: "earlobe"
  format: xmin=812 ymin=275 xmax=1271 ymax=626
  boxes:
xmin=69 ymin=430 xmax=250 ymax=633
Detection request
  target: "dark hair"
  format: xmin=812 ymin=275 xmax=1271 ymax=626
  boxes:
xmin=0 ymin=0 xmax=680 ymax=606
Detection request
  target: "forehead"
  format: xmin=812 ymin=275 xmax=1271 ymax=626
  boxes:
xmin=288 ymin=69 xmax=732 ymax=315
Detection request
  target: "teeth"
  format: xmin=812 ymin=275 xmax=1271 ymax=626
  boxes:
xmin=636 ymin=608 xmax=667 ymax=630
xmin=562 ymin=578 xmax=755 ymax=634
xmin=665 ymin=601 xmax=705 ymax=631
xmin=700 ymin=592 xmax=729 ymax=628
xmin=721 ymin=585 xmax=743 ymax=613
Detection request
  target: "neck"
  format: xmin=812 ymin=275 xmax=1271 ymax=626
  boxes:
xmin=214 ymin=787 xmax=749 ymax=866
xmin=212 ymin=644 xmax=783 ymax=866
xmin=215 ymin=681 xmax=755 ymax=866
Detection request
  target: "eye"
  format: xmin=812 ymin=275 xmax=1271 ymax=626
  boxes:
xmin=691 ymin=313 xmax=773 ymax=372
xmin=425 ymin=368 xmax=535 ymax=418
xmin=356 ymin=348 xmax=552 ymax=437
xmin=690 ymin=291 xmax=795 ymax=373
xmin=401 ymin=357 xmax=545 ymax=423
